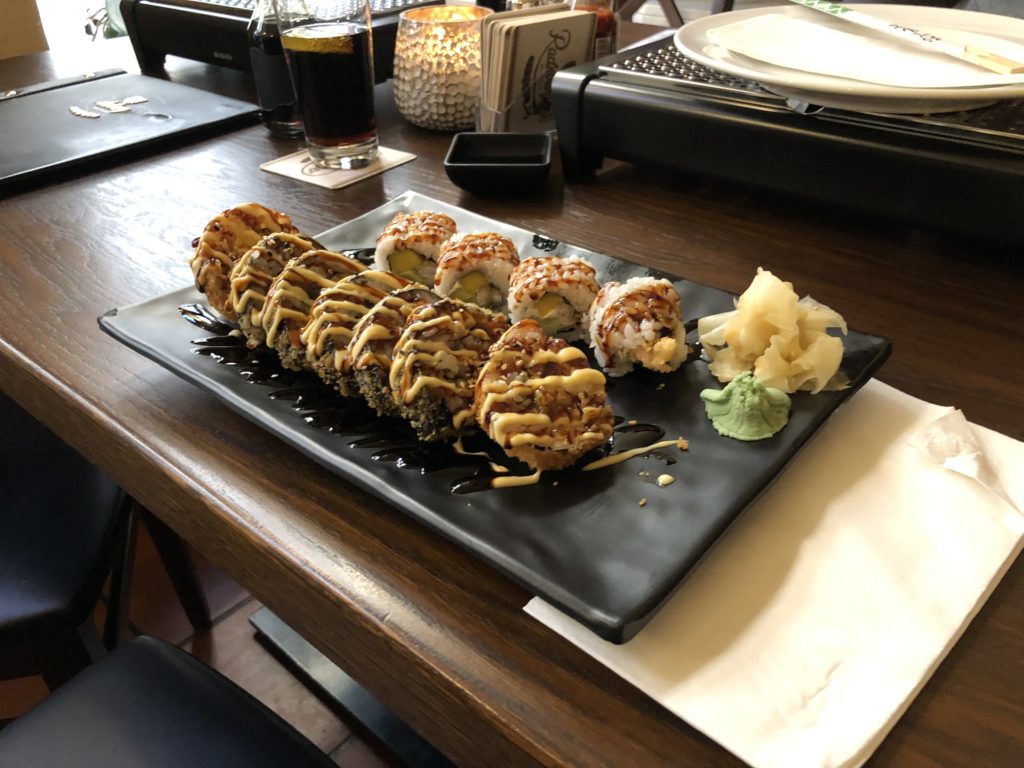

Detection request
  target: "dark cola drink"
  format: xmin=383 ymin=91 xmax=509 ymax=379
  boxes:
xmin=247 ymin=0 xmax=303 ymax=138
xmin=281 ymin=22 xmax=378 ymax=169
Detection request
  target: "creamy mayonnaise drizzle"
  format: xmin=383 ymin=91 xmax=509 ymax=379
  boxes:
xmin=301 ymin=272 xmax=405 ymax=365
xmin=194 ymin=203 xmax=284 ymax=270
xmin=261 ymin=255 xmax=363 ymax=347
xmin=477 ymin=344 xmax=609 ymax=453
xmin=492 ymin=469 xmax=543 ymax=489
xmin=235 ymin=234 xmax=312 ymax=313
xmin=231 ymin=258 xmax=283 ymax=317
xmin=388 ymin=303 xmax=504 ymax=413
xmin=346 ymin=294 xmax=429 ymax=370
xmin=453 ymin=437 xmax=509 ymax=474
xmin=582 ymin=439 xmax=688 ymax=472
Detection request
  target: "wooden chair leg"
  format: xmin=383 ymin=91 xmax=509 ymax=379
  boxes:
xmin=103 ymin=492 xmax=138 ymax=650
xmin=141 ymin=508 xmax=212 ymax=631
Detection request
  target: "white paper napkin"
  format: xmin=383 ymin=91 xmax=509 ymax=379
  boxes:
xmin=706 ymin=14 xmax=1024 ymax=88
xmin=525 ymin=379 xmax=1024 ymax=768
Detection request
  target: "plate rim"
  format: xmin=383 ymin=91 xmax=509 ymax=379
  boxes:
xmin=674 ymin=4 xmax=1024 ymax=108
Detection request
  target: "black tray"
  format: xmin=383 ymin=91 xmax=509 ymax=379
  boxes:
xmin=99 ymin=192 xmax=891 ymax=643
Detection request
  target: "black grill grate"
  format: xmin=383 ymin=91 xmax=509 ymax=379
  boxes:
xmin=601 ymin=43 xmax=1024 ymax=153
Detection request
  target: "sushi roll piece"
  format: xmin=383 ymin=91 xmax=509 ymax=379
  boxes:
xmin=190 ymin=203 xmax=299 ymax=319
xmin=260 ymin=250 xmax=366 ymax=371
xmin=302 ymin=270 xmax=411 ymax=397
xmin=372 ymin=210 xmax=457 ymax=284
xmin=389 ymin=298 xmax=509 ymax=442
xmin=507 ymin=256 xmax=600 ymax=341
xmin=229 ymin=232 xmax=322 ymax=348
xmin=345 ymin=285 xmax=440 ymax=417
xmin=474 ymin=320 xmax=614 ymax=472
xmin=588 ymin=276 xmax=688 ymax=376
xmin=433 ymin=232 xmax=519 ymax=311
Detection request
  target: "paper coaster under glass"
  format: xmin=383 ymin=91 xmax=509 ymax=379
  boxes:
xmin=260 ymin=147 xmax=416 ymax=189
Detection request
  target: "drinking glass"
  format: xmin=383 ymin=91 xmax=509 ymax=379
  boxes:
xmin=276 ymin=0 xmax=378 ymax=169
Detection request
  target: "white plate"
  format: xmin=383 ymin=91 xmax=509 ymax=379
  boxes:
xmin=675 ymin=4 xmax=1024 ymax=113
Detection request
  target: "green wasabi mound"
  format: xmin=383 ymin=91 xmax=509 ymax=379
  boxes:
xmin=700 ymin=372 xmax=791 ymax=441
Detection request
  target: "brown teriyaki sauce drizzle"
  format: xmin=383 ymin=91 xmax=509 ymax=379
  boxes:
xmin=180 ymin=303 xmax=692 ymax=495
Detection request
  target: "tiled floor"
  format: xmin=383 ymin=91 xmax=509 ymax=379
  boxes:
xmin=0 ymin=520 xmax=396 ymax=768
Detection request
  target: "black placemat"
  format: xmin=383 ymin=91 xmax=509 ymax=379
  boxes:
xmin=0 ymin=72 xmax=257 ymax=191
xmin=99 ymin=192 xmax=891 ymax=643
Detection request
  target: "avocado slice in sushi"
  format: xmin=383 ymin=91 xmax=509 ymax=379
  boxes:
xmin=534 ymin=293 xmax=572 ymax=336
xmin=449 ymin=270 xmax=489 ymax=300
xmin=449 ymin=270 xmax=504 ymax=308
xmin=389 ymin=249 xmax=426 ymax=282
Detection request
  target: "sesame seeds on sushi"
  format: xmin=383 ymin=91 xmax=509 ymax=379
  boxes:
xmin=507 ymin=256 xmax=600 ymax=342
xmin=229 ymin=232 xmax=322 ymax=349
xmin=373 ymin=211 xmax=457 ymax=284
xmin=388 ymin=298 xmax=509 ymax=442
xmin=302 ymin=270 xmax=411 ymax=397
xmin=474 ymin=320 xmax=614 ymax=471
xmin=260 ymin=250 xmax=366 ymax=371
xmin=588 ymin=276 xmax=688 ymax=376
xmin=190 ymin=203 xmax=300 ymax=319
xmin=433 ymin=232 xmax=520 ymax=312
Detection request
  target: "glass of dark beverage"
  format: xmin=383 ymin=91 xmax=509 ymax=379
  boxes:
xmin=276 ymin=0 xmax=378 ymax=170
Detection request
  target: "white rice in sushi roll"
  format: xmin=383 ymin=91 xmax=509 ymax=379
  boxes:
xmin=507 ymin=256 xmax=600 ymax=341
xmin=434 ymin=232 xmax=519 ymax=311
xmin=373 ymin=211 xmax=457 ymax=284
xmin=588 ymin=276 xmax=688 ymax=376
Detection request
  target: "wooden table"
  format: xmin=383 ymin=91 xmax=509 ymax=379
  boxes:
xmin=2 ymin=37 xmax=1022 ymax=768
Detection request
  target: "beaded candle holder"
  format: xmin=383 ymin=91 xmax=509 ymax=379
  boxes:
xmin=393 ymin=5 xmax=492 ymax=131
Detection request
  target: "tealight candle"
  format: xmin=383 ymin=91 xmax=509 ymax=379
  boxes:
xmin=393 ymin=5 xmax=493 ymax=131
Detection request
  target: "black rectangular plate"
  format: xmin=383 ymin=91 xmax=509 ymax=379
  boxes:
xmin=99 ymin=191 xmax=891 ymax=643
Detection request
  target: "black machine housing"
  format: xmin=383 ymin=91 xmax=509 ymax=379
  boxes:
xmin=119 ymin=0 xmax=441 ymax=83
xmin=551 ymin=35 xmax=1024 ymax=246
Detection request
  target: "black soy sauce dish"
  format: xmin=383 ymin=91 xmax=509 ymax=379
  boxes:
xmin=443 ymin=132 xmax=552 ymax=195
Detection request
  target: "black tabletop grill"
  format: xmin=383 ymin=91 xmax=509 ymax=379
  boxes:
xmin=119 ymin=0 xmax=441 ymax=82
xmin=552 ymin=37 xmax=1024 ymax=245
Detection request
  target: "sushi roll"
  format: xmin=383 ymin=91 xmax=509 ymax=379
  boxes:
xmin=474 ymin=320 xmax=614 ymax=472
xmin=507 ymin=256 xmax=600 ymax=341
xmin=389 ymin=298 xmax=509 ymax=442
xmin=301 ymin=270 xmax=410 ymax=397
xmin=433 ymin=232 xmax=519 ymax=311
xmin=229 ymin=232 xmax=321 ymax=348
xmin=372 ymin=210 xmax=457 ymax=284
xmin=260 ymin=250 xmax=366 ymax=371
xmin=588 ymin=276 xmax=688 ymax=376
xmin=345 ymin=285 xmax=440 ymax=417
xmin=190 ymin=203 xmax=299 ymax=319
